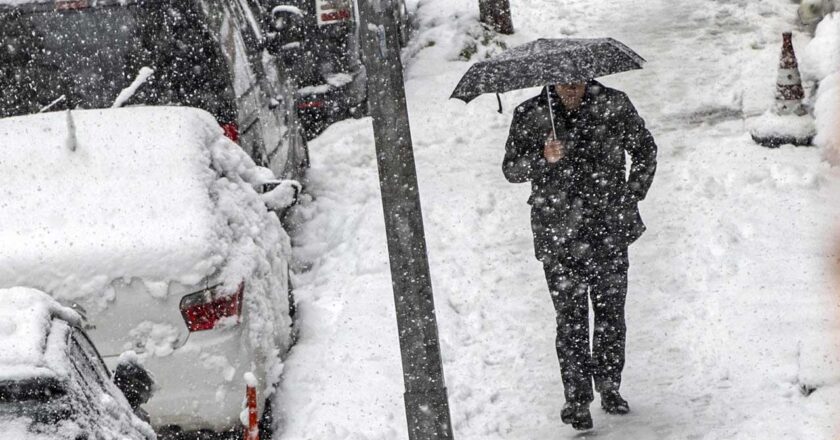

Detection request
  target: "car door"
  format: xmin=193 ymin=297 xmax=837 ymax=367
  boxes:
xmin=212 ymin=1 xmax=269 ymax=165
xmin=69 ymin=328 xmax=153 ymax=440
xmin=230 ymin=0 xmax=309 ymax=180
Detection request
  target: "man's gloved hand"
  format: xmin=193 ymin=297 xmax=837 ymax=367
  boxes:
xmin=544 ymin=138 xmax=565 ymax=163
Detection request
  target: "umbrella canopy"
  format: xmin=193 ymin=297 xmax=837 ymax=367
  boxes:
xmin=450 ymin=38 xmax=645 ymax=103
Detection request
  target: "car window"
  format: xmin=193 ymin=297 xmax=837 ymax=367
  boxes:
xmin=220 ymin=13 xmax=257 ymax=99
xmin=67 ymin=330 xmax=108 ymax=393
xmin=72 ymin=330 xmax=111 ymax=382
xmin=231 ymin=0 xmax=264 ymax=46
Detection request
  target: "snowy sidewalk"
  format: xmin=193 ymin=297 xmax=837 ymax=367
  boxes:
xmin=275 ymin=0 xmax=840 ymax=438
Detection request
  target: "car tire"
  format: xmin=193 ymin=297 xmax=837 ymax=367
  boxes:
xmin=395 ymin=0 xmax=410 ymax=47
xmin=258 ymin=397 xmax=275 ymax=439
xmin=287 ymin=267 xmax=299 ymax=347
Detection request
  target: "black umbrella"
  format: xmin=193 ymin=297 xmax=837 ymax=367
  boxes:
xmin=450 ymin=38 xmax=645 ymax=137
xmin=451 ymin=38 xmax=645 ymax=103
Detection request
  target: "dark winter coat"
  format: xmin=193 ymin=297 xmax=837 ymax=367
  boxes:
xmin=503 ymin=81 xmax=657 ymax=265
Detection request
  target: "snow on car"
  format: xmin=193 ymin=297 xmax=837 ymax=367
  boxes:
xmin=0 ymin=107 xmax=296 ymax=434
xmin=0 ymin=287 xmax=155 ymax=440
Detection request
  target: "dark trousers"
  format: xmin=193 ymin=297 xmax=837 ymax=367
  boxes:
xmin=543 ymin=246 xmax=628 ymax=405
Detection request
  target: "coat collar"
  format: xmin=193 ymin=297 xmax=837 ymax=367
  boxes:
xmin=541 ymin=80 xmax=603 ymax=113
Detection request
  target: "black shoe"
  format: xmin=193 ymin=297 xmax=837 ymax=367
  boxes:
xmin=561 ymin=403 xmax=593 ymax=431
xmin=600 ymin=390 xmax=630 ymax=415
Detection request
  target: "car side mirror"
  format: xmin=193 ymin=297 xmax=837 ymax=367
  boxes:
xmin=113 ymin=352 xmax=155 ymax=411
xmin=265 ymin=6 xmax=306 ymax=62
xmin=261 ymin=179 xmax=302 ymax=211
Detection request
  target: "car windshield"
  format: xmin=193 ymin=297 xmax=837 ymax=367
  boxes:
xmin=0 ymin=4 xmax=236 ymax=121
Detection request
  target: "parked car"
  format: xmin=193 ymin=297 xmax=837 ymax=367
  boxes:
xmin=0 ymin=107 xmax=297 ymax=436
xmin=0 ymin=0 xmax=308 ymax=182
xmin=264 ymin=0 xmax=410 ymax=140
xmin=0 ymin=287 xmax=156 ymax=440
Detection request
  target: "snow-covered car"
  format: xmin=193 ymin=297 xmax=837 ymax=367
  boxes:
xmin=264 ymin=0 xmax=410 ymax=140
xmin=0 ymin=287 xmax=156 ymax=440
xmin=0 ymin=0 xmax=308 ymax=183
xmin=0 ymin=107 xmax=297 ymax=435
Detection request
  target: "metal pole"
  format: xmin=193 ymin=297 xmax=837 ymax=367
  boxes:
xmin=356 ymin=1 xmax=454 ymax=439
xmin=545 ymin=87 xmax=557 ymax=140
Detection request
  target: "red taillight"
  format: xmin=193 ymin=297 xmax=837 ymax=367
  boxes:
xmin=55 ymin=0 xmax=90 ymax=10
xmin=321 ymin=9 xmax=351 ymax=22
xmin=297 ymin=101 xmax=325 ymax=110
xmin=179 ymin=282 xmax=244 ymax=332
xmin=221 ymin=123 xmax=240 ymax=144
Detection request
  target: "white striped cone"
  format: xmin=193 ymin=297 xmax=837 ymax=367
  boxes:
xmin=774 ymin=32 xmax=806 ymax=116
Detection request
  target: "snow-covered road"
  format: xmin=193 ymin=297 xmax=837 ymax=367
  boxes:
xmin=275 ymin=0 xmax=840 ymax=438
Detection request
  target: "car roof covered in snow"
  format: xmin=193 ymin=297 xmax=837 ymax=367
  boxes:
xmin=0 ymin=0 xmax=153 ymax=11
xmin=0 ymin=107 xmax=235 ymax=302
xmin=0 ymin=287 xmax=80 ymax=381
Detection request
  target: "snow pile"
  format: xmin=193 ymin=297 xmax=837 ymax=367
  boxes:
xmin=814 ymin=72 xmax=840 ymax=163
xmin=748 ymin=110 xmax=816 ymax=139
xmin=802 ymin=14 xmax=840 ymax=164
xmin=0 ymin=287 xmax=79 ymax=381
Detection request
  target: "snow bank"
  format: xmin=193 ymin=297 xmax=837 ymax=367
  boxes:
xmin=815 ymin=72 xmax=840 ymax=163
xmin=802 ymin=13 xmax=840 ymax=81
xmin=748 ymin=110 xmax=816 ymax=140
xmin=803 ymin=14 xmax=840 ymax=164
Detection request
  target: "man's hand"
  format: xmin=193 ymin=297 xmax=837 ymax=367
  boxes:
xmin=543 ymin=139 xmax=565 ymax=163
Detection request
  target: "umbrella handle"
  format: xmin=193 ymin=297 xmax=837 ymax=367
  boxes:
xmin=545 ymin=86 xmax=558 ymax=140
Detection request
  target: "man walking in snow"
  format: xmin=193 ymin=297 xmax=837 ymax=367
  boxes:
xmin=503 ymin=80 xmax=657 ymax=430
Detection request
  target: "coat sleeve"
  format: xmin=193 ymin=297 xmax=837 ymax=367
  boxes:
xmin=619 ymin=95 xmax=657 ymax=202
xmin=502 ymin=105 xmax=549 ymax=183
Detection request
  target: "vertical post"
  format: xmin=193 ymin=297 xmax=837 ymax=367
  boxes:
xmin=356 ymin=1 xmax=454 ymax=440
xmin=478 ymin=0 xmax=514 ymax=35
xmin=244 ymin=372 xmax=259 ymax=440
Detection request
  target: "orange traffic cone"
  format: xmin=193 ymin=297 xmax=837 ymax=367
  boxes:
xmin=775 ymin=32 xmax=807 ymax=116
xmin=750 ymin=32 xmax=815 ymax=148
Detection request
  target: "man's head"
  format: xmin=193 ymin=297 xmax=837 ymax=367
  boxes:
xmin=554 ymin=82 xmax=587 ymax=103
